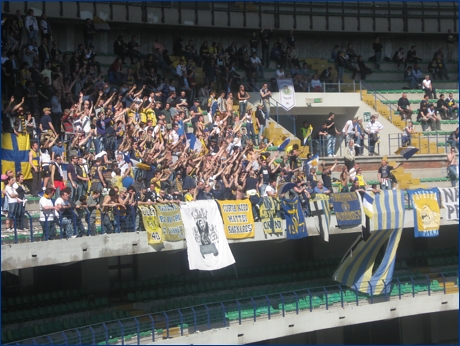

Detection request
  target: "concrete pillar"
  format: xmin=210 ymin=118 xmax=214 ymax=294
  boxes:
xmin=20 ymin=267 xmax=35 ymax=289
xmin=81 ymin=257 xmax=110 ymax=294
xmin=316 ymin=327 xmax=344 ymax=344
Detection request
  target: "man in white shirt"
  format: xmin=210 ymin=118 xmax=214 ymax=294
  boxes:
xmin=342 ymin=118 xmax=357 ymax=147
xmin=54 ymin=187 xmax=76 ymax=239
xmin=310 ymin=74 xmax=323 ymax=92
xmin=275 ymin=66 xmax=285 ymax=79
xmin=39 ymin=187 xmax=58 ymax=240
xmin=365 ymin=115 xmax=384 ymax=156
xmin=250 ymin=52 xmax=264 ymax=78
xmin=25 ymin=9 xmax=39 ymax=44
xmin=169 ymin=123 xmax=180 ymax=145
xmin=217 ymin=91 xmax=227 ymax=114
xmin=263 ymin=179 xmax=278 ymax=197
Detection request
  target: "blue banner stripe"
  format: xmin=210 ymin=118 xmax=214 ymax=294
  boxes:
xmin=341 ymin=228 xmax=392 ymax=285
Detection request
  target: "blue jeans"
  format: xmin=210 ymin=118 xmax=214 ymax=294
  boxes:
xmin=258 ymin=124 xmax=265 ymax=144
xmin=40 ymin=219 xmax=57 ymax=240
xmin=239 ymin=101 xmax=247 ymax=119
xmin=68 ymin=182 xmax=83 ymax=202
xmin=375 ymin=51 xmax=381 ymax=69
xmin=448 ymin=165 xmax=458 ymax=187
xmin=380 ymin=179 xmax=391 ymax=190
xmin=263 ymin=99 xmax=271 ymax=120
xmin=28 ymin=30 xmax=38 ymax=44
xmin=313 ymin=138 xmax=327 ymax=156
xmin=405 ymin=76 xmax=417 ymax=89
xmin=246 ymin=123 xmax=255 ymax=144
xmin=327 ymin=135 xmax=336 ymax=156
xmin=337 ymin=66 xmax=344 ymax=83
xmin=368 ymin=135 xmax=378 ymax=154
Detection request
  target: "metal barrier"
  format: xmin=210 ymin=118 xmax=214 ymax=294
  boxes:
xmin=359 ymin=80 xmax=399 ymax=123
xmin=6 ymin=271 xmax=457 ymax=345
xmin=387 ymin=132 xmax=451 ymax=155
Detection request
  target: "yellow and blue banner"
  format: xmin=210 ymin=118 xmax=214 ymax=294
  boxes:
xmin=330 ymin=192 xmax=363 ymax=228
xmin=1 ymin=133 xmax=32 ymax=180
xmin=362 ymin=192 xmax=374 ymax=218
xmin=407 ymin=188 xmax=440 ymax=237
xmin=281 ymin=196 xmax=307 ymax=239
xmin=259 ymin=197 xmax=283 ymax=236
xmin=333 ymin=190 xmax=405 ymax=295
xmin=154 ymin=204 xmax=185 ymax=241
xmin=140 ymin=205 xmax=163 ymax=245
xmin=217 ymin=200 xmax=255 ymax=239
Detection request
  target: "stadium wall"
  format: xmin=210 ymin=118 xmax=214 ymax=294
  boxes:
xmin=4 ymin=2 xmax=458 ymax=60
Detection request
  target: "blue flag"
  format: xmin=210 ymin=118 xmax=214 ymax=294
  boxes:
xmin=281 ymin=196 xmax=308 ymax=239
xmin=330 ymin=192 xmax=363 ymax=228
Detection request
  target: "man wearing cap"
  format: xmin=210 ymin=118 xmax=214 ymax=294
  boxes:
xmin=39 ymin=107 xmax=57 ymax=139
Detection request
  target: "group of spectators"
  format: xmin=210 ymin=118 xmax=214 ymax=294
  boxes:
xmin=1 ymin=13 xmax=458 ymax=238
xmin=397 ymin=91 xmax=458 ymax=134
xmin=300 ymin=113 xmax=384 ymax=158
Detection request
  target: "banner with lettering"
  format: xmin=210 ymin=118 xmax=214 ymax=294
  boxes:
xmin=281 ymin=196 xmax=308 ymax=239
xmin=437 ymin=187 xmax=459 ymax=221
xmin=330 ymin=192 xmax=364 ymax=228
xmin=180 ymin=200 xmax=235 ymax=271
xmin=154 ymin=204 xmax=186 ymax=241
xmin=139 ymin=205 xmax=163 ymax=245
xmin=407 ymin=188 xmax=440 ymax=237
xmin=216 ymin=200 xmax=255 ymax=239
xmin=259 ymin=197 xmax=284 ymax=237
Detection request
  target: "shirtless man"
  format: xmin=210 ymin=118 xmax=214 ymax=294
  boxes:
xmin=447 ymin=148 xmax=458 ymax=187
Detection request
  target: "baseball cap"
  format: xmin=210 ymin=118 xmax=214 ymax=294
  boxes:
xmin=43 ymin=107 xmax=51 ymax=112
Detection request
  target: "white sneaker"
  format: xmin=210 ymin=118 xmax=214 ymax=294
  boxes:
xmin=71 ymin=235 xmax=77 ymax=239
xmin=328 ymin=154 xmax=333 ymax=157
xmin=333 ymin=154 xmax=337 ymax=157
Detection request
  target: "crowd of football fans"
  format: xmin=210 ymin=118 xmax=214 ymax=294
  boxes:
xmin=1 ymin=12 xmax=458 ymax=238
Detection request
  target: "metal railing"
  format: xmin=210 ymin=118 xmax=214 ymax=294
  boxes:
xmin=388 ymin=132 xmax=453 ymax=155
xmin=6 ymin=271 xmax=457 ymax=345
xmin=1 ymin=205 xmax=138 ymax=244
xmin=359 ymin=80 xmax=397 ymax=123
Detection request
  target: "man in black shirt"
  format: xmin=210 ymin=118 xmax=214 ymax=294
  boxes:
xmin=437 ymin=94 xmax=449 ymax=120
xmin=406 ymin=46 xmax=422 ymax=65
xmin=113 ymin=35 xmax=128 ymax=64
xmin=313 ymin=123 xmax=328 ymax=156
xmin=260 ymin=27 xmax=273 ymax=68
xmin=325 ymin=112 xmax=341 ymax=157
xmin=249 ymin=32 xmax=259 ymax=55
xmin=320 ymin=160 xmax=337 ymax=193
xmin=397 ymin=93 xmax=412 ymax=120
xmin=255 ymin=104 xmax=266 ymax=145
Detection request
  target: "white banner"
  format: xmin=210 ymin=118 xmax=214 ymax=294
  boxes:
xmin=277 ymin=78 xmax=296 ymax=111
xmin=438 ymin=187 xmax=459 ymax=220
xmin=180 ymin=200 xmax=235 ymax=271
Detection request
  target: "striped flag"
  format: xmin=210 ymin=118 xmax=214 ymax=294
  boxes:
xmin=333 ymin=190 xmax=405 ymax=295
xmin=394 ymin=146 xmax=419 ymax=160
xmin=362 ymin=192 xmax=374 ymax=218
xmin=309 ymin=195 xmax=331 ymax=242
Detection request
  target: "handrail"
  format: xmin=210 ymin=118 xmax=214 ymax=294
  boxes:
xmin=7 ymin=271 xmax=457 ymax=345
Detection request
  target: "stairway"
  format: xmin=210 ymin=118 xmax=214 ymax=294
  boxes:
xmin=362 ymin=90 xmax=446 ymax=155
